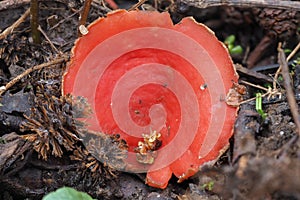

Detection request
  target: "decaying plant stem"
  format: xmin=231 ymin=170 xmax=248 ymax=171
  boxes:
xmin=78 ymin=0 xmax=92 ymax=36
xmin=273 ymin=42 xmax=300 ymax=91
xmin=178 ymin=0 xmax=300 ymax=10
xmin=0 ymin=8 xmax=30 ymax=40
xmin=30 ymin=0 xmax=41 ymax=44
xmin=0 ymin=56 xmax=68 ymax=96
xmin=278 ymin=44 xmax=300 ymax=136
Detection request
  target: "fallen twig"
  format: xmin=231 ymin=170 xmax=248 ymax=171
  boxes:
xmin=273 ymin=42 xmax=300 ymax=96
xmin=238 ymin=91 xmax=269 ymax=105
xmin=251 ymin=61 xmax=295 ymax=72
xmin=178 ymin=0 xmax=300 ymax=10
xmin=286 ymin=42 xmax=300 ymax=62
xmin=247 ymin=35 xmax=272 ymax=68
xmin=240 ymin=80 xmax=268 ymax=92
xmin=0 ymin=0 xmax=83 ymax=12
xmin=0 ymin=0 xmax=30 ymax=11
xmin=78 ymin=0 xmax=92 ymax=36
xmin=237 ymin=75 xmax=282 ymax=106
xmin=0 ymin=8 xmax=30 ymax=40
xmin=278 ymin=44 xmax=300 ymax=136
xmin=38 ymin=25 xmax=62 ymax=55
xmin=91 ymin=0 xmax=112 ymax=12
xmin=30 ymin=0 xmax=41 ymax=44
xmin=235 ymin=64 xmax=274 ymax=83
xmin=128 ymin=0 xmax=147 ymax=11
xmin=0 ymin=56 xmax=68 ymax=96
xmin=49 ymin=10 xmax=80 ymax=31
xmin=238 ymin=42 xmax=300 ymax=106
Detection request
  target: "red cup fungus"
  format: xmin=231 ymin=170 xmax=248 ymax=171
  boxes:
xmin=63 ymin=9 xmax=238 ymax=189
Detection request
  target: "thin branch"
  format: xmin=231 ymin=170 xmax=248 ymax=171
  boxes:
xmin=91 ymin=0 xmax=112 ymax=12
xmin=240 ymin=80 xmax=269 ymax=92
xmin=0 ymin=0 xmax=83 ymax=11
xmin=0 ymin=8 xmax=30 ymax=40
xmin=178 ymin=0 xmax=300 ymax=10
xmin=287 ymin=42 xmax=300 ymax=62
xmin=30 ymin=0 xmax=41 ymax=44
xmin=78 ymin=0 xmax=92 ymax=36
xmin=128 ymin=0 xmax=147 ymax=11
xmin=238 ymin=92 xmax=269 ymax=105
xmin=38 ymin=25 xmax=62 ymax=55
xmin=273 ymin=65 xmax=281 ymax=92
xmin=235 ymin=64 xmax=274 ymax=83
xmin=278 ymin=44 xmax=300 ymax=136
xmin=0 ymin=56 xmax=68 ymax=96
xmin=49 ymin=10 xmax=80 ymax=31
xmin=0 ymin=0 xmax=30 ymax=11
xmin=273 ymin=42 xmax=300 ymax=93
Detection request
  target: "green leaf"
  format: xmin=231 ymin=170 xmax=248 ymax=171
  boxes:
xmin=227 ymin=43 xmax=234 ymax=51
xmin=201 ymin=180 xmax=215 ymax=191
xmin=230 ymin=45 xmax=243 ymax=55
xmin=43 ymin=187 xmax=94 ymax=200
xmin=224 ymin=35 xmax=235 ymax=45
xmin=256 ymin=93 xmax=267 ymax=120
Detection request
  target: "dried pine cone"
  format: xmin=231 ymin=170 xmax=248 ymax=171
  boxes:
xmin=252 ymin=8 xmax=299 ymax=39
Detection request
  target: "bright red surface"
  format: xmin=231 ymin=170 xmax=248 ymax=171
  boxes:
xmin=63 ymin=10 xmax=238 ymax=189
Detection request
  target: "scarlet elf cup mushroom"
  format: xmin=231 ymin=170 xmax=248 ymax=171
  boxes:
xmin=63 ymin=10 xmax=238 ymax=189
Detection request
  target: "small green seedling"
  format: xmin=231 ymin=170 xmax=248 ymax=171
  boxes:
xmin=256 ymin=93 xmax=267 ymax=120
xmin=230 ymin=45 xmax=243 ymax=55
xmin=224 ymin=35 xmax=235 ymax=45
xmin=43 ymin=187 xmax=95 ymax=200
xmin=201 ymin=180 xmax=215 ymax=191
xmin=283 ymin=48 xmax=292 ymax=54
xmin=224 ymin=35 xmax=243 ymax=55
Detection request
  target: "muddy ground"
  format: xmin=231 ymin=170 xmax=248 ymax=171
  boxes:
xmin=0 ymin=0 xmax=299 ymax=199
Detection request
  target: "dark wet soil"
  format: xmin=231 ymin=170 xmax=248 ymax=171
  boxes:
xmin=0 ymin=0 xmax=299 ymax=199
